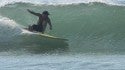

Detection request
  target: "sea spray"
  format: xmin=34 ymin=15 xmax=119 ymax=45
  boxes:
xmin=0 ymin=17 xmax=22 ymax=41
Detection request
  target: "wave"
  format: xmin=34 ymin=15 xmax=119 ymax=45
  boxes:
xmin=0 ymin=2 xmax=125 ymax=54
xmin=0 ymin=0 xmax=125 ymax=7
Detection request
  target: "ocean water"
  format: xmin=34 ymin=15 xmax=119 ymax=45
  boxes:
xmin=0 ymin=0 xmax=125 ymax=70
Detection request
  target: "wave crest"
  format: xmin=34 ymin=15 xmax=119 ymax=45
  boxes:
xmin=0 ymin=0 xmax=125 ymax=7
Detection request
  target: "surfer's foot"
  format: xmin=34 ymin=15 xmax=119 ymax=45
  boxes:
xmin=41 ymin=31 xmax=45 ymax=34
xmin=41 ymin=32 xmax=44 ymax=34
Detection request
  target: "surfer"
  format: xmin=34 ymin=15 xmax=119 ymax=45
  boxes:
xmin=27 ymin=9 xmax=52 ymax=34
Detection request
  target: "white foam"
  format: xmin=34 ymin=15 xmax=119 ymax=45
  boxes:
xmin=0 ymin=0 xmax=124 ymax=7
xmin=0 ymin=16 xmax=23 ymax=41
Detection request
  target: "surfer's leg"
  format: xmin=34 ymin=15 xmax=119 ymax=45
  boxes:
xmin=38 ymin=25 xmax=44 ymax=33
xmin=28 ymin=25 xmax=33 ymax=31
xmin=42 ymin=25 xmax=47 ymax=33
xmin=32 ymin=24 xmax=39 ymax=31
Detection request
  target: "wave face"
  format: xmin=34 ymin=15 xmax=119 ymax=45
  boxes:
xmin=0 ymin=1 xmax=125 ymax=54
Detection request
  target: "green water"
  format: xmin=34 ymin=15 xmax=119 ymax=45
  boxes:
xmin=0 ymin=2 xmax=125 ymax=53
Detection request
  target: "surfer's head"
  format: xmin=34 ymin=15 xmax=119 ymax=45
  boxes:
xmin=42 ymin=11 xmax=50 ymax=15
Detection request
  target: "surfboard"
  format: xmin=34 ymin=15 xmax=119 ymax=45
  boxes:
xmin=38 ymin=34 xmax=68 ymax=41
xmin=24 ymin=28 xmax=68 ymax=41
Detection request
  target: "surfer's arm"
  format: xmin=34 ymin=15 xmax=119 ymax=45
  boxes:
xmin=48 ymin=18 xmax=52 ymax=30
xmin=27 ymin=9 xmax=41 ymax=16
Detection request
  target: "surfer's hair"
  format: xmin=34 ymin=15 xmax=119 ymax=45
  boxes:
xmin=42 ymin=11 xmax=50 ymax=15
